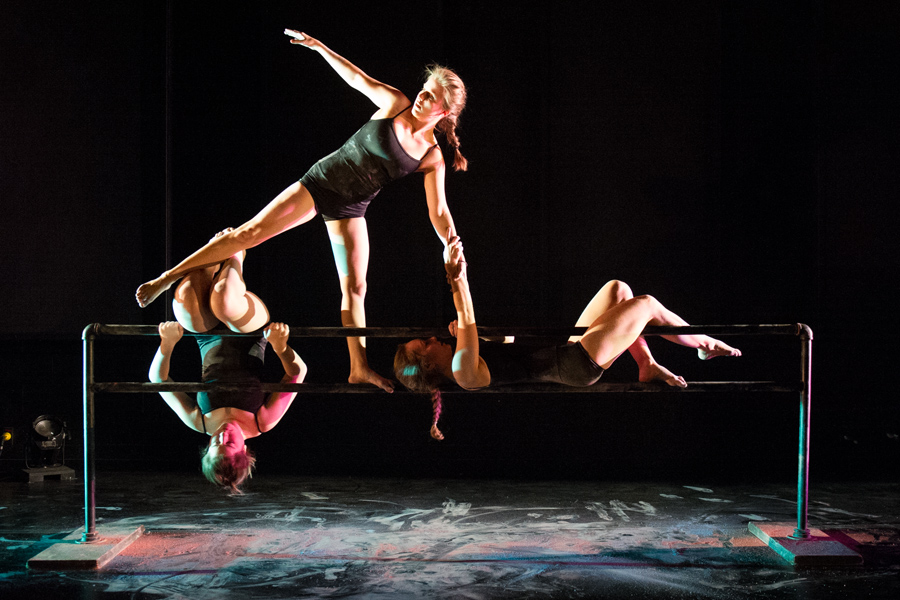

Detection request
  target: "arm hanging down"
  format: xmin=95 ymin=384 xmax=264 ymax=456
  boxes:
xmin=149 ymin=322 xmax=205 ymax=433
xmin=255 ymin=323 xmax=307 ymax=432
xmin=420 ymin=152 xmax=458 ymax=256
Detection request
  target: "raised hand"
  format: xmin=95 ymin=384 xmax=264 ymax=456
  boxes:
xmin=158 ymin=321 xmax=184 ymax=348
xmin=285 ymin=29 xmax=319 ymax=50
xmin=264 ymin=322 xmax=290 ymax=354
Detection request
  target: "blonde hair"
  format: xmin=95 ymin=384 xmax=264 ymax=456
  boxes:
xmin=201 ymin=445 xmax=256 ymax=494
xmin=425 ymin=65 xmax=468 ymax=172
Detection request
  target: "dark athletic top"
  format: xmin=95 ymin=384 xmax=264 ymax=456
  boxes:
xmin=300 ymin=106 xmax=436 ymax=221
xmin=478 ymin=341 xmax=605 ymax=387
xmin=195 ymin=331 xmax=268 ymax=434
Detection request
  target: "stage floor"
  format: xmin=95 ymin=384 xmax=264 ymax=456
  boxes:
xmin=1 ymin=473 xmax=898 ymax=599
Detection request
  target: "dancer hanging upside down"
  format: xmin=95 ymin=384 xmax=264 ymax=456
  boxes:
xmin=149 ymin=231 xmax=306 ymax=493
xmin=394 ymin=230 xmax=741 ymax=440
xmin=137 ymin=29 xmax=469 ymax=392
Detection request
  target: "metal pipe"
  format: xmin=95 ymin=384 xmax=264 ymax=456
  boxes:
xmin=91 ymin=323 xmax=804 ymax=338
xmin=92 ymin=381 xmax=802 ymax=394
xmin=80 ymin=324 xmax=98 ymax=543
xmin=80 ymin=321 xmax=813 ymax=543
xmin=791 ymin=324 xmax=814 ymax=539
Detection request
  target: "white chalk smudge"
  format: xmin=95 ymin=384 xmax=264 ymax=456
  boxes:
xmin=97 ymin=506 xmax=122 ymax=511
xmin=254 ymin=508 xmax=324 ymax=523
xmin=324 ymin=567 xmax=346 ymax=581
xmin=370 ymin=508 xmax=437 ymax=530
xmin=698 ymin=498 xmax=733 ymax=503
xmin=301 ymin=492 xmax=328 ymax=500
xmin=749 ymin=494 xmax=795 ymax=504
xmin=527 ymin=513 xmax=542 ymax=518
xmin=585 ymin=501 xmax=657 ymax=523
xmin=585 ymin=503 xmax=612 ymax=521
xmin=812 ymin=506 xmax=880 ymax=519
xmin=442 ymin=499 xmax=472 ymax=516
xmin=660 ymin=494 xmax=683 ymax=499
xmin=684 ymin=486 xmax=714 ymax=493
xmin=740 ymin=514 xmax=768 ymax=521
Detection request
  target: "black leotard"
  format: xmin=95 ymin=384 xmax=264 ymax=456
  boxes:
xmin=195 ymin=331 xmax=268 ymax=434
xmin=299 ymin=106 xmax=436 ymax=221
xmin=477 ymin=341 xmax=605 ymax=387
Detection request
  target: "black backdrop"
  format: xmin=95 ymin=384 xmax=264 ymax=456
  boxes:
xmin=1 ymin=1 xmax=897 ymax=482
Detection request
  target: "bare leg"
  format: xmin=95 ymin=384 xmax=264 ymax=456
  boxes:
xmin=136 ymin=182 xmax=318 ymax=307
xmin=172 ymin=265 xmax=221 ymax=333
xmin=568 ymin=280 xmax=633 ymax=344
xmin=570 ymin=281 xmax=687 ymax=387
xmin=325 ymin=218 xmax=394 ymax=393
xmin=209 ymin=247 xmax=270 ymax=333
xmin=579 ymin=295 xmax=740 ymax=375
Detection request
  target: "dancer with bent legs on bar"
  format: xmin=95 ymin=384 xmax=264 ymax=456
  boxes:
xmin=149 ymin=230 xmax=306 ymax=493
xmin=394 ymin=231 xmax=741 ymax=440
xmin=137 ymin=29 xmax=470 ymax=392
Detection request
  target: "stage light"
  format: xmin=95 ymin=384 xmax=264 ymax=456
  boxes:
xmin=26 ymin=415 xmax=69 ymax=468
xmin=1 ymin=428 xmax=12 ymax=457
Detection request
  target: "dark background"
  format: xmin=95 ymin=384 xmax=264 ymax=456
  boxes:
xmin=1 ymin=1 xmax=897 ymax=483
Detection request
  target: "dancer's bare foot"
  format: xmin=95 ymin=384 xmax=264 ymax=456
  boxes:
xmin=638 ymin=361 xmax=688 ymax=388
xmin=349 ymin=366 xmax=395 ymax=393
xmin=698 ymin=339 xmax=742 ymax=360
xmin=135 ymin=275 xmax=173 ymax=308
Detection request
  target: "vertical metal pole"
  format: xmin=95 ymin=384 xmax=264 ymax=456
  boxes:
xmin=791 ymin=324 xmax=813 ymax=539
xmin=81 ymin=324 xmax=98 ymax=543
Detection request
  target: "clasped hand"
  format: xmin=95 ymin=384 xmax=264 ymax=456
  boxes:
xmin=443 ymin=227 xmax=466 ymax=281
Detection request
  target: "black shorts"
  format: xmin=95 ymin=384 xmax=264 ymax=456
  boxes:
xmin=529 ymin=342 xmax=605 ymax=387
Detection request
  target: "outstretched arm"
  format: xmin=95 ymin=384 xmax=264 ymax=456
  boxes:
xmin=149 ymin=322 xmax=204 ymax=433
xmin=421 ymin=155 xmax=457 ymax=253
xmin=256 ymin=323 xmax=307 ymax=432
xmin=287 ymin=30 xmax=408 ymax=113
xmin=444 ymin=231 xmax=490 ymax=389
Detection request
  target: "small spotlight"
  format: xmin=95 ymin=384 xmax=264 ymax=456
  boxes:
xmin=27 ymin=415 xmax=69 ymax=468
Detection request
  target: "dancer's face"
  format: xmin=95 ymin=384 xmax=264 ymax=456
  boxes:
xmin=405 ymin=337 xmax=453 ymax=370
xmin=207 ymin=422 xmax=246 ymax=458
xmin=412 ymin=77 xmax=449 ymax=121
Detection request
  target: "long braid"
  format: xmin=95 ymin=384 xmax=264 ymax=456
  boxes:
xmin=437 ymin=117 xmax=468 ymax=172
xmin=426 ymin=64 xmax=468 ymax=172
xmin=394 ymin=342 xmax=450 ymax=440
xmin=430 ymin=389 xmax=444 ymax=440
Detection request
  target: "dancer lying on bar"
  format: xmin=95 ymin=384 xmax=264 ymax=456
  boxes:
xmin=137 ymin=29 xmax=470 ymax=393
xmin=394 ymin=231 xmax=741 ymax=440
xmin=149 ymin=231 xmax=306 ymax=493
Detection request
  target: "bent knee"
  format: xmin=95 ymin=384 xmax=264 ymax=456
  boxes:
xmin=632 ymin=294 xmax=660 ymax=309
xmin=605 ymin=279 xmax=633 ymax=302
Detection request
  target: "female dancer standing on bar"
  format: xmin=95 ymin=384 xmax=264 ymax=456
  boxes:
xmin=137 ymin=29 xmax=469 ymax=393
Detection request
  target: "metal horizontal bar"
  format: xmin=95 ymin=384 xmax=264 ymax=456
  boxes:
xmin=87 ymin=323 xmax=805 ymax=338
xmin=93 ymin=381 xmax=801 ymax=394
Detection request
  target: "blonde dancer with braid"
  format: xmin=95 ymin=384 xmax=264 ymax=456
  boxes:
xmin=138 ymin=30 xmax=469 ymax=393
